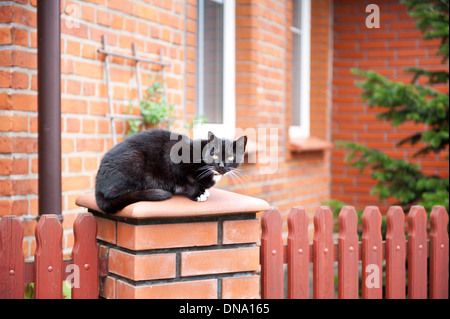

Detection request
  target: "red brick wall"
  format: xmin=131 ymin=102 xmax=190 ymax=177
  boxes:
xmin=184 ymin=0 xmax=197 ymax=123
xmin=96 ymin=211 xmax=260 ymax=299
xmin=222 ymin=0 xmax=332 ymax=237
xmin=0 ymin=0 xmax=187 ymax=257
xmin=332 ymin=0 xmax=449 ymax=211
xmin=0 ymin=0 xmax=334 ymax=258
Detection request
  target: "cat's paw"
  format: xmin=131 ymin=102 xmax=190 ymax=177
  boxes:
xmin=204 ymin=189 xmax=210 ymax=198
xmin=196 ymin=193 xmax=208 ymax=202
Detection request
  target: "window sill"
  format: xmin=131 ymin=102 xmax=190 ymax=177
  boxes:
xmin=288 ymin=136 xmax=333 ymax=153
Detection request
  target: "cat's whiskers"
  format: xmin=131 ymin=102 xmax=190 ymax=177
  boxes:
xmin=229 ymin=170 xmax=244 ymax=184
xmin=228 ymin=171 xmax=238 ymax=185
xmin=196 ymin=165 xmax=248 ymax=184
xmin=196 ymin=165 xmax=215 ymax=180
xmin=196 ymin=165 xmax=214 ymax=172
xmin=226 ymin=167 xmax=248 ymax=185
xmin=232 ymin=167 xmax=249 ymax=179
xmin=197 ymin=169 xmax=213 ymax=180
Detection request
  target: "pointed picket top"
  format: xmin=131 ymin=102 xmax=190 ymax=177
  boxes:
xmin=72 ymin=213 xmax=99 ymax=299
xmin=407 ymin=206 xmax=428 ymax=299
xmin=287 ymin=207 xmax=310 ymax=299
xmin=338 ymin=206 xmax=359 ymax=299
xmin=385 ymin=206 xmax=406 ymax=299
xmin=34 ymin=214 xmax=63 ymax=299
xmin=261 ymin=208 xmax=283 ymax=299
xmin=0 ymin=216 xmax=25 ymax=299
xmin=338 ymin=206 xmax=358 ymax=236
xmin=429 ymin=206 xmax=449 ymax=299
xmin=313 ymin=206 xmax=334 ymax=299
xmin=361 ymin=206 xmax=383 ymax=299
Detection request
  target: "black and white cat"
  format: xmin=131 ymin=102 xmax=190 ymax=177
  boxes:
xmin=95 ymin=129 xmax=247 ymax=214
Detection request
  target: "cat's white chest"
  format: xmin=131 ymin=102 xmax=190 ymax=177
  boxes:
xmin=213 ymin=175 xmax=222 ymax=183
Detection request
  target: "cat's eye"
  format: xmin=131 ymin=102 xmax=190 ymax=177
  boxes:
xmin=212 ymin=154 xmax=219 ymax=160
xmin=228 ymin=156 xmax=234 ymax=161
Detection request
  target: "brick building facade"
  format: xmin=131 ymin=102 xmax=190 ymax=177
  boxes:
xmin=332 ymin=0 xmax=449 ymax=211
xmin=0 ymin=0 xmax=447 ymax=259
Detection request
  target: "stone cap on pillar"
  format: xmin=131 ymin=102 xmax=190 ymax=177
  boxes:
xmin=75 ymin=188 xmax=270 ymax=219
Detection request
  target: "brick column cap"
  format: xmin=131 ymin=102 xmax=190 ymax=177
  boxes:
xmin=76 ymin=187 xmax=270 ymax=219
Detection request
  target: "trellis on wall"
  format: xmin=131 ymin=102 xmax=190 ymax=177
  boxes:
xmin=98 ymin=34 xmax=171 ymax=145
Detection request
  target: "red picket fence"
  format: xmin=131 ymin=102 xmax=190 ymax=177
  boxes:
xmin=2 ymin=206 xmax=448 ymax=299
xmin=0 ymin=213 xmax=101 ymax=299
xmin=260 ymin=205 xmax=449 ymax=299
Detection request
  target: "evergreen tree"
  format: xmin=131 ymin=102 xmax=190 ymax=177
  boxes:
xmin=335 ymin=0 xmax=449 ymax=212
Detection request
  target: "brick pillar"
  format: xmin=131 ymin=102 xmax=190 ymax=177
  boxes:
xmin=76 ymin=188 xmax=269 ymax=299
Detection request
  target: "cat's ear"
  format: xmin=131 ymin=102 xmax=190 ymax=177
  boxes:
xmin=236 ymin=135 xmax=248 ymax=150
xmin=208 ymin=131 xmax=216 ymax=142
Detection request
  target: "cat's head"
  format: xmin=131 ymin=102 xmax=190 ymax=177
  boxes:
xmin=202 ymin=131 xmax=247 ymax=176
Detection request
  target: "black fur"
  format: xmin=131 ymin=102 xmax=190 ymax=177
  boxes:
xmin=95 ymin=129 xmax=247 ymax=214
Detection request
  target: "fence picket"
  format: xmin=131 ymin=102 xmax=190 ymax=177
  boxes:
xmin=385 ymin=206 xmax=406 ymax=299
xmin=407 ymin=206 xmax=428 ymax=299
xmin=72 ymin=213 xmax=99 ymax=299
xmin=313 ymin=207 xmax=334 ymax=299
xmin=0 ymin=204 xmax=448 ymax=300
xmin=287 ymin=207 xmax=309 ymax=299
xmin=34 ymin=214 xmax=63 ymax=299
xmin=338 ymin=206 xmax=359 ymax=299
xmin=261 ymin=209 xmax=283 ymax=299
xmin=429 ymin=206 xmax=448 ymax=299
xmin=0 ymin=216 xmax=25 ymax=299
xmin=361 ymin=206 xmax=383 ymax=299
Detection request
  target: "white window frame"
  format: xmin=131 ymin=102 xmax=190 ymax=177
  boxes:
xmin=289 ymin=0 xmax=311 ymax=139
xmin=194 ymin=0 xmax=236 ymax=139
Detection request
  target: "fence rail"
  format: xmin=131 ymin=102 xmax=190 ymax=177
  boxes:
xmin=0 ymin=213 xmax=102 ymax=299
xmin=1 ymin=205 xmax=448 ymax=299
xmin=260 ymin=205 xmax=449 ymax=299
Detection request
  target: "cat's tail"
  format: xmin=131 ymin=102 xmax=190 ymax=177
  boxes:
xmin=95 ymin=189 xmax=173 ymax=214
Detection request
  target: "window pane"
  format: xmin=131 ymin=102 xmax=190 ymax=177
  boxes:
xmin=202 ymin=0 xmax=224 ymax=124
xmin=291 ymin=32 xmax=301 ymax=126
xmin=291 ymin=0 xmax=301 ymax=126
xmin=293 ymin=0 xmax=301 ymax=28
